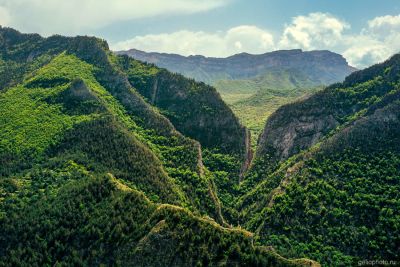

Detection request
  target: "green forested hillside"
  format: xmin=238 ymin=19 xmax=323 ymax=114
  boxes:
xmin=1 ymin=26 xmax=399 ymax=267
xmin=239 ymin=54 xmax=400 ymax=265
xmin=115 ymin=56 xmax=247 ymax=158
xmin=0 ymin=27 xmax=316 ymax=266
xmin=1 ymin=172 xmax=314 ymax=266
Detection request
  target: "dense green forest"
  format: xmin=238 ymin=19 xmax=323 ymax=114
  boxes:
xmin=0 ymin=27 xmax=316 ymax=266
xmin=1 ymin=26 xmax=399 ymax=267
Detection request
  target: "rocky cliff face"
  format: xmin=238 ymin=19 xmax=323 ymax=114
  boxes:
xmin=117 ymin=48 xmax=356 ymax=85
xmin=255 ymin=92 xmax=340 ymax=165
xmin=257 ymin=108 xmax=339 ymax=162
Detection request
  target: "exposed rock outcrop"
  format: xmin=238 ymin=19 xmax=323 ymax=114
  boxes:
xmin=257 ymin=108 xmax=339 ymax=163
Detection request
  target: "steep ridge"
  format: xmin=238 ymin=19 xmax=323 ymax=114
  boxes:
xmin=239 ymin=54 xmax=400 ymax=265
xmin=115 ymin=55 xmax=248 ymax=160
xmin=0 ymin=27 xmax=227 ymax=220
xmin=113 ymin=54 xmax=252 ymax=221
xmin=0 ymin=27 xmax=317 ymax=266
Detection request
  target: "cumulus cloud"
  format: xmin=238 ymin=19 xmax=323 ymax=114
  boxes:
xmin=0 ymin=6 xmax=10 ymax=26
xmin=1 ymin=3 xmax=399 ymax=69
xmin=279 ymin=12 xmax=350 ymax=50
xmin=112 ymin=25 xmax=275 ymax=57
xmin=278 ymin=13 xmax=400 ymax=68
xmin=343 ymin=15 xmax=400 ymax=68
xmin=0 ymin=0 xmax=230 ymax=35
xmin=341 ymin=35 xmax=392 ymax=68
xmin=113 ymin=11 xmax=400 ymax=68
xmin=367 ymin=14 xmax=400 ymax=35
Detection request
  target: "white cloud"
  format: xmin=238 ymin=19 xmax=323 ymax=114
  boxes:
xmin=279 ymin=12 xmax=350 ymax=50
xmin=1 ymin=4 xmax=399 ymax=69
xmin=343 ymin=15 xmax=400 ymax=68
xmin=278 ymin=13 xmax=400 ymax=68
xmin=112 ymin=25 xmax=275 ymax=57
xmin=0 ymin=0 xmax=230 ymax=35
xmin=225 ymin=26 xmax=275 ymax=52
xmin=342 ymin=35 xmax=392 ymax=68
xmin=367 ymin=14 xmax=400 ymax=35
xmin=0 ymin=6 xmax=10 ymax=26
xmin=112 ymin=12 xmax=400 ymax=68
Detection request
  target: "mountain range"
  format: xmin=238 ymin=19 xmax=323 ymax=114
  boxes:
xmin=1 ymin=26 xmax=399 ymax=266
xmin=117 ymin=48 xmax=356 ymax=85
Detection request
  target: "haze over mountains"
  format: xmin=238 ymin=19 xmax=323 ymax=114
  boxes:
xmin=117 ymin=48 xmax=356 ymax=85
xmin=1 ymin=26 xmax=399 ymax=267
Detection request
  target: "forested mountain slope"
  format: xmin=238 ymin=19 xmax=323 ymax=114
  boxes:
xmin=115 ymin=55 xmax=248 ymax=160
xmin=239 ymin=54 xmax=400 ymax=265
xmin=3 ymin=26 xmax=399 ymax=267
xmin=256 ymin=54 xmax=400 ymax=167
xmin=0 ymin=27 xmax=317 ymax=266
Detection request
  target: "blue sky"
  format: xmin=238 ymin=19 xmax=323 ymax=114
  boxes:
xmin=95 ymin=0 xmax=400 ymax=40
xmin=0 ymin=0 xmax=399 ymax=68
